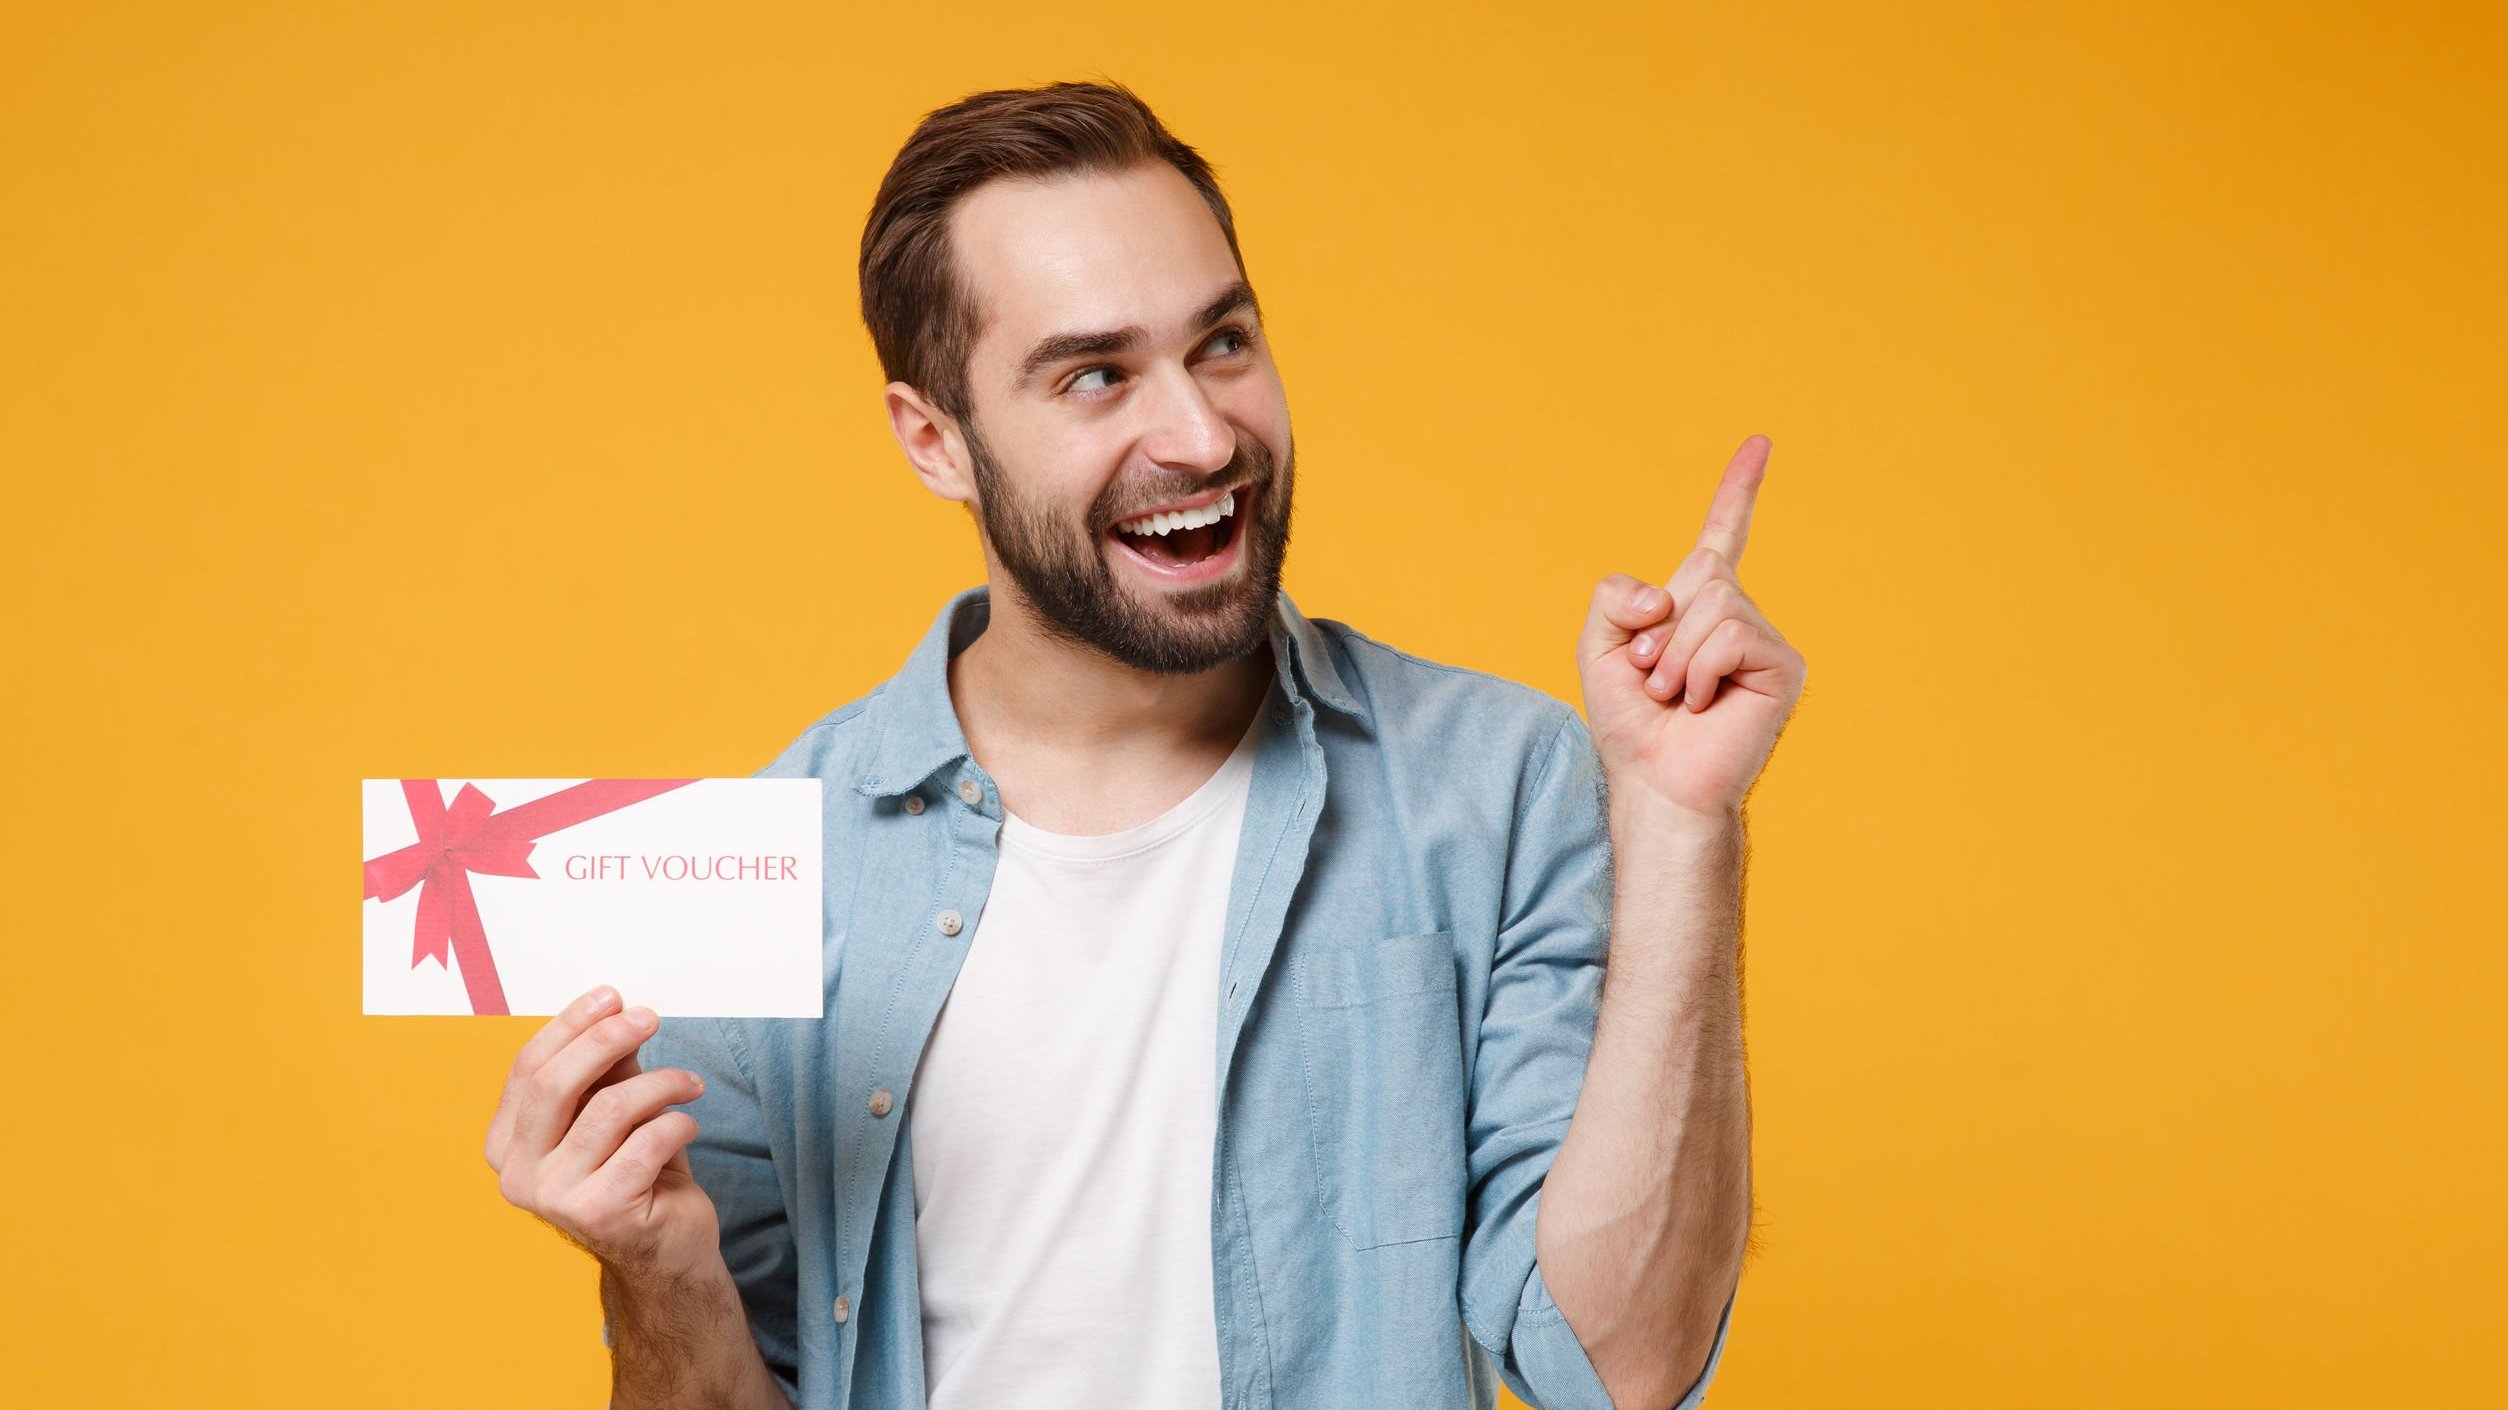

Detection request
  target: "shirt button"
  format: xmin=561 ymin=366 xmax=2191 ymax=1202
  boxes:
xmin=957 ymin=778 xmax=983 ymax=806
xmin=832 ymin=1295 xmax=851 ymax=1324
xmin=936 ymin=909 xmax=963 ymax=936
xmin=903 ymin=794 xmax=925 ymax=815
xmin=868 ymin=1087 xmax=894 ymax=1118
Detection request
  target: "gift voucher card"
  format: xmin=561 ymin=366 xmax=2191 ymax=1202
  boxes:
xmin=362 ymin=778 xmax=824 ymax=1017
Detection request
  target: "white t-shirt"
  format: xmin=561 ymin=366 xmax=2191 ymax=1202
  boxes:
xmin=907 ymin=707 xmax=1264 ymax=1410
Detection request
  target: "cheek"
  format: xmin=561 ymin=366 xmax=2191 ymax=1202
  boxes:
xmin=1046 ymin=426 xmax=1129 ymax=489
xmin=994 ymin=428 xmax=1118 ymax=522
xmin=1218 ymin=377 xmax=1291 ymax=458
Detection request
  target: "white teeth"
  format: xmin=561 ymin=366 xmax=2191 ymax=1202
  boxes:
xmin=1117 ymin=489 xmax=1235 ymax=537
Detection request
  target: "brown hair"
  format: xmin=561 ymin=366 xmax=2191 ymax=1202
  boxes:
xmin=858 ymin=79 xmax=1249 ymax=427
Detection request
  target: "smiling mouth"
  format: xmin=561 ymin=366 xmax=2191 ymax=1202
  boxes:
xmin=1107 ymin=485 xmax=1246 ymax=569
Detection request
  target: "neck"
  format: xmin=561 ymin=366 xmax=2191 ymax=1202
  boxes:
xmin=948 ymin=584 xmax=1275 ymax=761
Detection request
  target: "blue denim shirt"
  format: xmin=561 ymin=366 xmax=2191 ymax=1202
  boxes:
xmin=640 ymin=583 xmax=1736 ymax=1409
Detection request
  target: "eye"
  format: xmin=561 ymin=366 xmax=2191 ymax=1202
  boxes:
xmin=1061 ymin=326 xmax=1258 ymax=400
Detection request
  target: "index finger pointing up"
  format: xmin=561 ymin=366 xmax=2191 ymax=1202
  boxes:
xmin=1694 ymin=435 xmax=1773 ymax=565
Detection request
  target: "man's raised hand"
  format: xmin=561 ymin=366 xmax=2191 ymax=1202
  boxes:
xmin=1578 ymin=434 xmax=1808 ymax=826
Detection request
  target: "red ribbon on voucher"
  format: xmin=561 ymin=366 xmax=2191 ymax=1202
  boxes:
xmin=362 ymin=779 xmax=697 ymax=1015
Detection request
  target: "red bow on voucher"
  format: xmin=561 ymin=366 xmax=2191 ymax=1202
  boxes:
xmin=362 ymin=778 xmax=696 ymax=1015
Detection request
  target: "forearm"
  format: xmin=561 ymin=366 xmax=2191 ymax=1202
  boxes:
xmin=1536 ymin=796 xmax=1753 ymax=1410
xmin=601 ymin=1258 xmax=793 ymax=1410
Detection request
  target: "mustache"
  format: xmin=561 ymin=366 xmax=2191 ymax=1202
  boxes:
xmin=1096 ymin=441 xmax=1277 ymax=530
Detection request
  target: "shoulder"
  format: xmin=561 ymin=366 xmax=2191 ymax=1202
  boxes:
xmin=1305 ymin=615 xmax=1587 ymax=780
xmin=750 ymin=691 xmax=881 ymax=782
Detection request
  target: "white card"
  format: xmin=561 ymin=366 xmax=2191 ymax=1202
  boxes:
xmin=361 ymin=778 xmax=824 ymax=1017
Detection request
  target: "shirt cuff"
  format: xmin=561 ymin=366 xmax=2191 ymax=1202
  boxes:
xmin=1512 ymin=1261 xmax=1738 ymax=1409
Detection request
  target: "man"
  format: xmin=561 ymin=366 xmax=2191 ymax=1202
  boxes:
xmin=483 ymin=79 xmax=1801 ymax=1410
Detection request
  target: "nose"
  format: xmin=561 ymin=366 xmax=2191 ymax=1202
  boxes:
xmin=1136 ymin=362 xmax=1237 ymax=475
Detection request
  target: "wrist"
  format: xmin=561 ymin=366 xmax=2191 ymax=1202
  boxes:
xmin=599 ymin=1248 xmax=737 ymax=1326
xmin=600 ymin=1254 xmax=781 ymax=1410
xmin=1603 ymin=785 xmax=1746 ymax=980
xmin=1606 ymin=783 xmax=1742 ymax=847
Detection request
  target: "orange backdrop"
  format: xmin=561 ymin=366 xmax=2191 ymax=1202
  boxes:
xmin=4 ymin=2 xmax=2503 ymax=1405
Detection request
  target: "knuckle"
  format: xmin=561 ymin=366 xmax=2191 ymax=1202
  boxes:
xmin=524 ymin=1064 xmax=565 ymax=1104
xmin=607 ymin=1147 xmax=652 ymax=1187
xmin=578 ymin=1085 xmax=630 ymax=1133
xmin=585 ymin=1080 xmax=628 ymax=1119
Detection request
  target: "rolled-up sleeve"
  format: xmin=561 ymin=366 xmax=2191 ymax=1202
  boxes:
xmin=1514 ymin=1257 xmax=1736 ymax=1409
xmin=1460 ymin=706 xmax=1737 ymax=1409
xmin=639 ymin=1013 xmax=803 ymax=1404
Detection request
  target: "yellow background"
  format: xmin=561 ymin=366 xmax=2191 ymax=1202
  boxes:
xmin=5 ymin=1 xmax=2502 ymax=1404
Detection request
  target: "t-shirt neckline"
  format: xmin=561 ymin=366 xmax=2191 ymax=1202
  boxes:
xmin=998 ymin=704 xmax=1266 ymax=863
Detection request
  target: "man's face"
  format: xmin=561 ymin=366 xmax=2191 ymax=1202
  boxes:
xmin=944 ymin=160 xmax=1295 ymax=675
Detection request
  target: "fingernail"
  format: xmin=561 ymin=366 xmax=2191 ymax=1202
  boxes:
xmin=589 ymin=987 xmax=618 ymax=1012
xmin=627 ymin=1006 xmax=657 ymax=1029
xmin=1633 ymin=631 xmax=1658 ymax=657
xmin=1634 ymin=586 xmax=1667 ymax=613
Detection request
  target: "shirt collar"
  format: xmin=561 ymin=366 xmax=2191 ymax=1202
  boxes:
xmin=851 ymin=582 xmax=1367 ymax=799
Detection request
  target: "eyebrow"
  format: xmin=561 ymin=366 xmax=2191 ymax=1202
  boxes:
xmin=1012 ymin=280 xmax=1262 ymax=393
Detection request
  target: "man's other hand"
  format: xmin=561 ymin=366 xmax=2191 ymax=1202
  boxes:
xmin=483 ymin=985 xmax=720 ymax=1283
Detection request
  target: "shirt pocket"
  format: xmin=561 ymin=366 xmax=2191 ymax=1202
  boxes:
xmin=1292 ymin=928 xmax=1468 ymax=1249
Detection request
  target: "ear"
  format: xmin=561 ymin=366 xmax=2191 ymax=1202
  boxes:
xmin=885 ymin=382 xmax=978 ymax=507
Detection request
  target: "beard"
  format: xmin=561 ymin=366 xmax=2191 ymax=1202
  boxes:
xmin=963 ymin=415 xmax=1295 ymax=675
